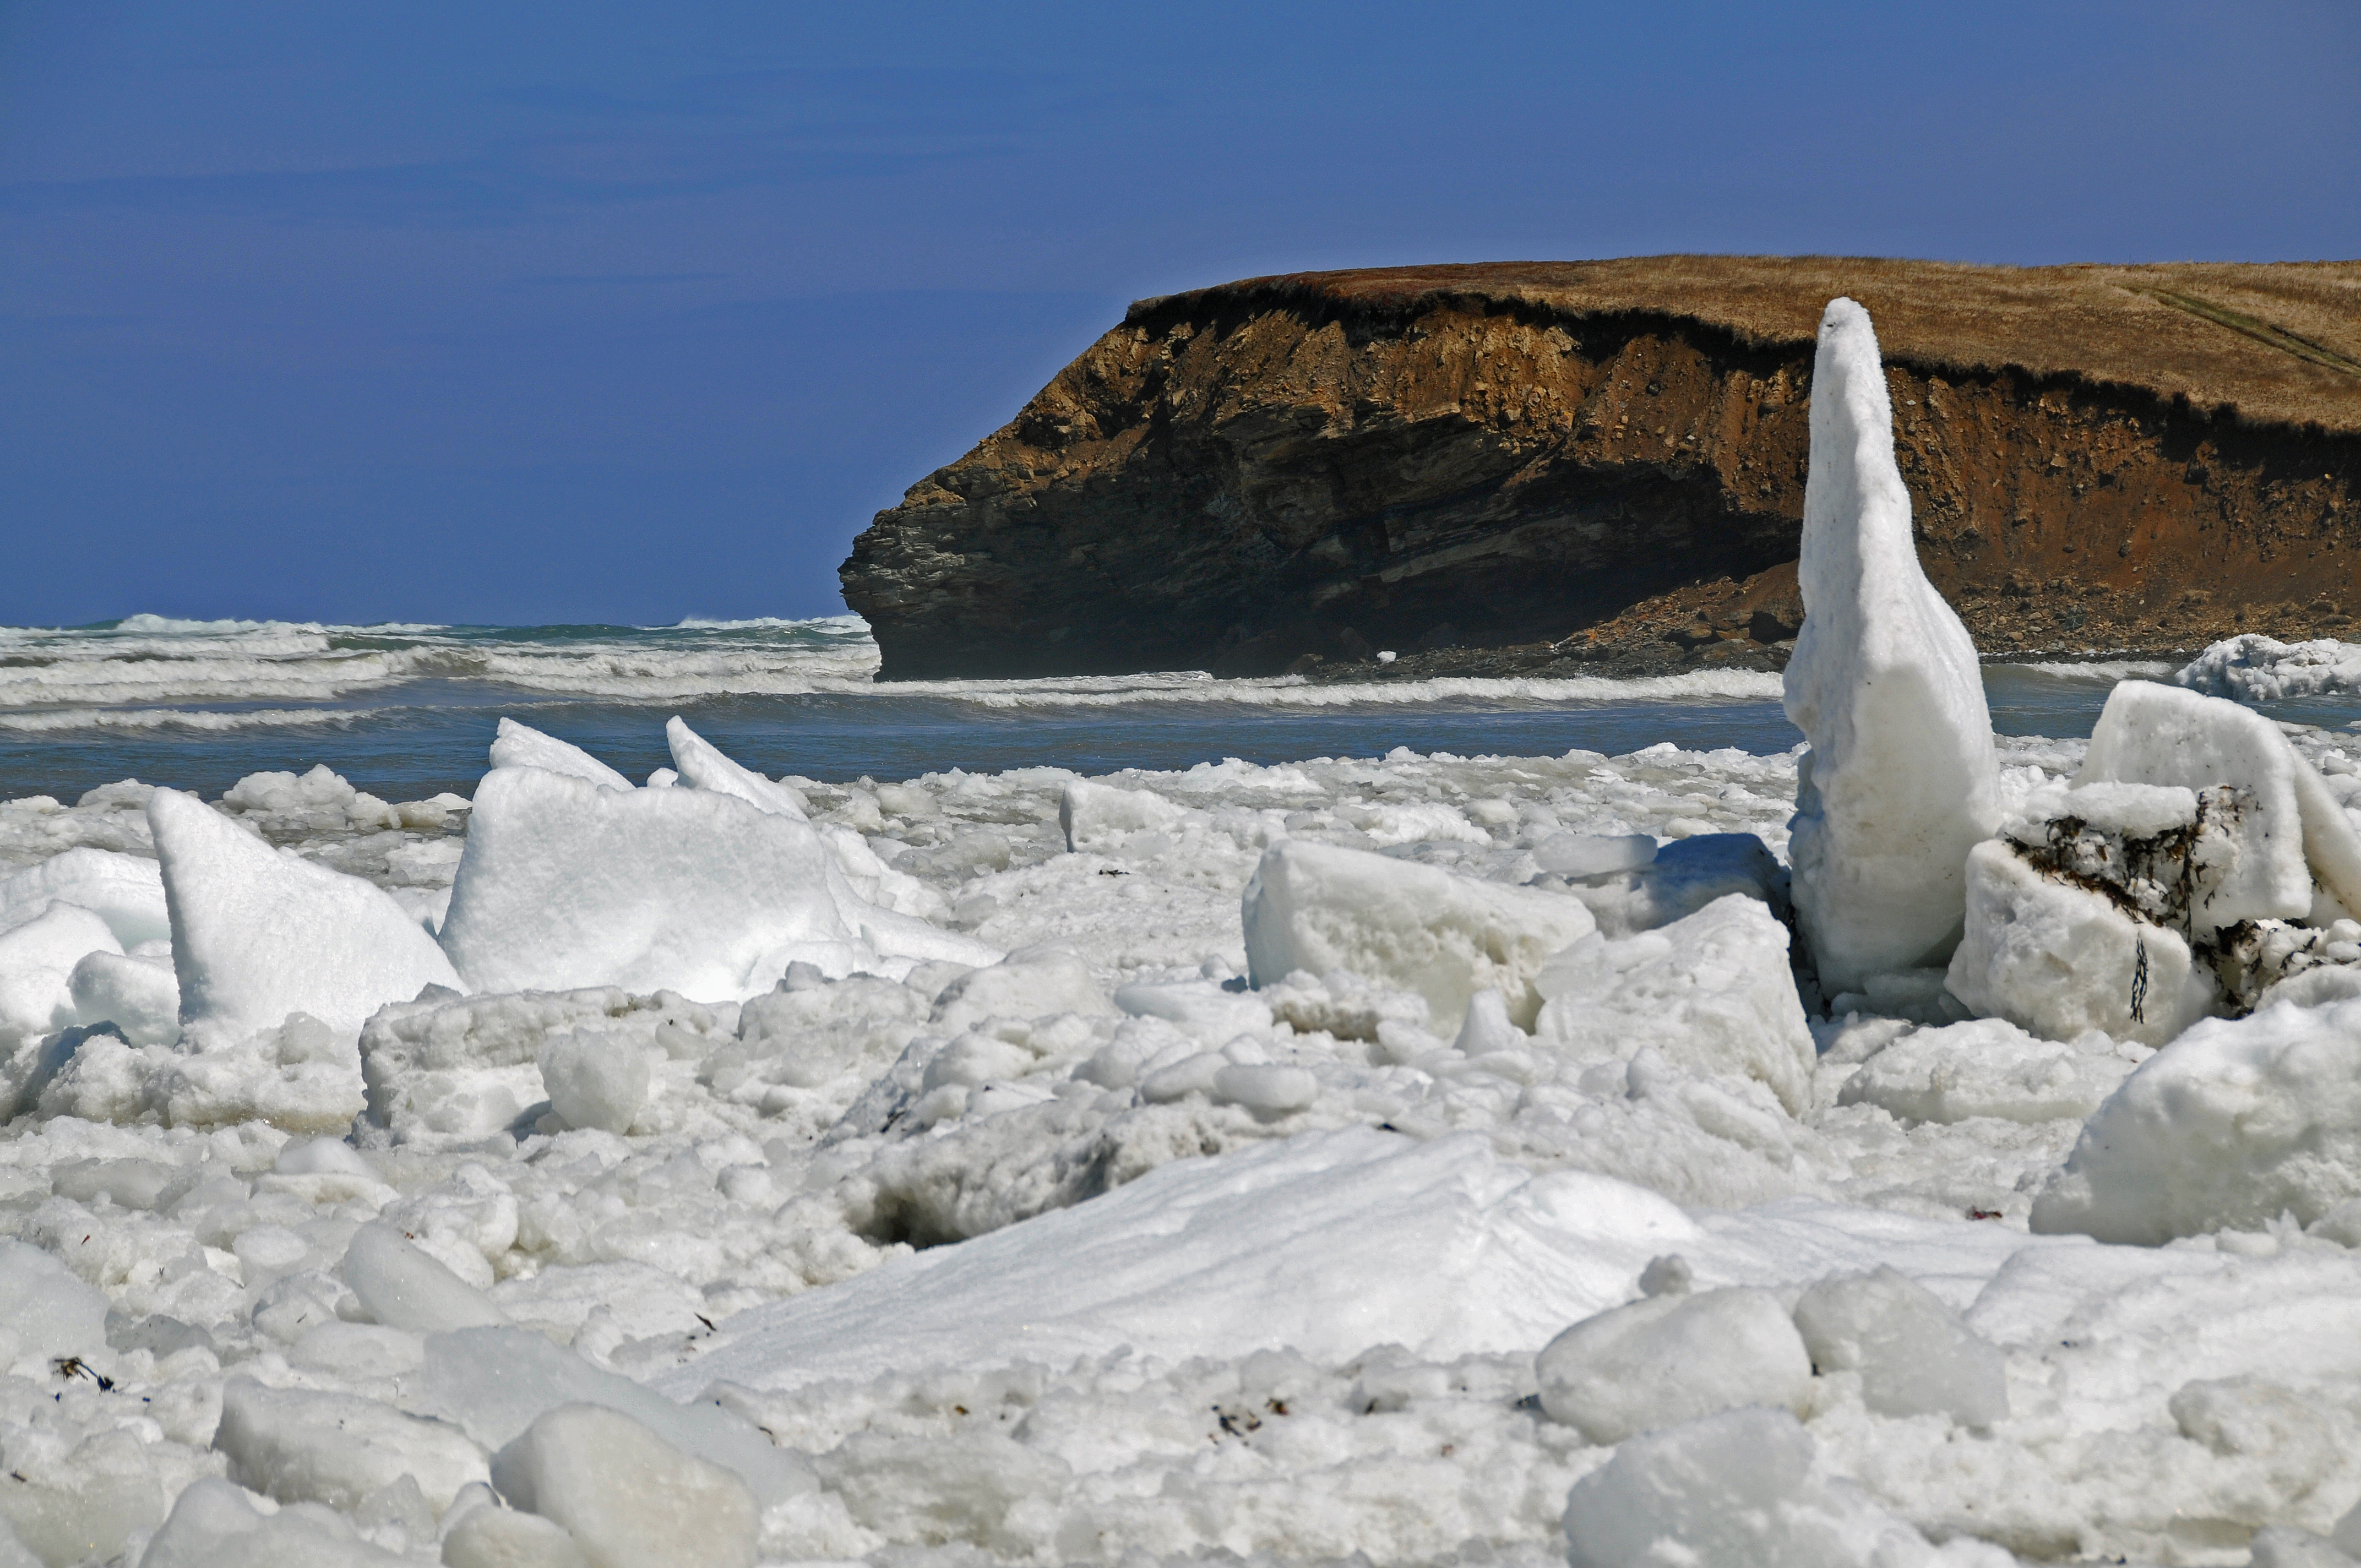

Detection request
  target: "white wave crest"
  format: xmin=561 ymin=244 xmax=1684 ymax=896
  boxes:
xmin=667 ymin=613 xmax=870 ymax=634
xmin=862 ymin=668 xmax=1790 ymax=710
xmin=0 ymin=613 xmax=1791 ymax=718
xmin=2012 ymin=658 xmax=2178 ymax=683
xmin=0 ymin=646 xmax=475 ymax=707
xmin=2174 ymin=634 xmax=2361 ymax=703
xmin=110 ymin=613 xmax=324 ymax=636
xmin=0 ymin=707 xmax=363 ymax=734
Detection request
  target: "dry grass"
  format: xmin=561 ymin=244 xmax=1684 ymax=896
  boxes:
xmin=1135 ymin=257 xmax=2361 ymax=433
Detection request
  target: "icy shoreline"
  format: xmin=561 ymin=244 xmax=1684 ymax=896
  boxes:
xmin=10 ymin=721 xmax=2361 ymax=1565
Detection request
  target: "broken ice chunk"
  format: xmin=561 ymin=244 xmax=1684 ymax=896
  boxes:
xmin=0 ymin=846 xmax=169 ymax=950
xmin=1947 ymin=711 xmax=2361 ymax=1042
xmin=1782 ymin=298 xmax=2000 ymax=995
xmin=666 ymin=715 xmax=810 ymax=820
xmin=1792 ymin=1266 xmax=2008 ymax=1424
xmin=441 ymin=761 xmax=995 ymax=999
xmin=444 ymin=769 xmax=875 ymax=998
xmin=538 ymin=1029 xmax=651 ymax=1135
xmin=412 ymin=1325 xmax=815 ymax=1509
xmin=1532 ymin=832 xmax=1656 ymax=877
xmin=123 ymin=1477 xmax=400 ymax=1568
xmin=1946 ymin=839 xmax=2218 ymax=1047
xmin=2000 ymin=778 xmax=2259 ymax=938
xmin=2032 ymin=994 xmax=2361 ymax=1244
xmin=337 ymin=1221 xmax=509 ymax=1333
xmin=1210 ymin=1061 xmax=1318 ymax=1118
xmin=68 ymin=949 xmax=179 ymax=1046
xmin=2075 ymin=682 xmax=2320 ymax=930
xmin=1452 ymin=987 xmax=1521 ymax=1055
xmin=489 ymin=1403 xmax=758 ymax=1568
xmin=2214 ymin=918 xmax=2361 ymax=1012
xmin=0 ymin=901 xmax=119 ymax=1055
xmin=1059 ymin=776 xmax=1201 ymax=854
xmin=934 ymin=945 xmax=1112 ymax=1033
xmin=1561 ymin=1406 xmax=1998 ymax=1568
xmin=1837 ymin=1017 xmax=2135 ymax=1125
xmin=1553 ymin=831 xmax=1788 ymax=939
xmin=488 ymin=717 xmax=633 ymax=791
xmin=1537 ymin=1286 xmax=1812 ymax=1445
xmin=0 ymin=1238 xmax=108 ymax=1366
xmin=149 ymin=786 xmax=462 ymax=1044
xmin=213 ymin=1378 xmax=488 ymax=1515
xmin=1242 ymin=839 xmax=1595 ymax=1031
xmin=442 ymin=1502 xmax=590 ymax=1568
xmin=1532 ymin=894 xmax=1815 ymax=1115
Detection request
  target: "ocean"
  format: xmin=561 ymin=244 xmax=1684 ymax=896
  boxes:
xmin=2 ymin=613 xmax=2356 ymax=804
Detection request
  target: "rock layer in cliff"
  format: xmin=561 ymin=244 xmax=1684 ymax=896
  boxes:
xmin=840 ymin=256 xmax=2361 ymax=679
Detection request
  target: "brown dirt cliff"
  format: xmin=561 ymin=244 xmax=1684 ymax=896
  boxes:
xmin=839 ymin=257 xmax=2361 ymax=679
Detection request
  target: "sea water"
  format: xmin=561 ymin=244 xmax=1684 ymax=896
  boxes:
xmin=9 ymin=614 xmax=2345 ymax=803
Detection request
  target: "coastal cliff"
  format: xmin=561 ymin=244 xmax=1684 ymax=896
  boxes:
xmin=840 ymin=257 xmax=2361 ymax=679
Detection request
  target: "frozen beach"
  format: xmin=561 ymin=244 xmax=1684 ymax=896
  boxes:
xmin=12 ymin=309 xmax=2361 ymax=1568
xmin=10 ymin=660 xmax=2361 ymax=1566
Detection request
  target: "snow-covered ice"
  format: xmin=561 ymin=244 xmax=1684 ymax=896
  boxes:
xmin=1949 ymin=680 xmax=2361 ymax=1049
xmin=3 ymin=708 xmax=2360 ymax=1566
xmin=1535 ymin=1284 xmax=1811 ymax=1444
xmin=1782 ymin=298 xmax=2000 ymax=995
xmin=1947 ymin=835 xmax=2220 ymax=1045
xmin=2078 ymin=681 xmax=2333 ymax=925
xmin=2032 ymin=993 xmax=2361 ymax=1244
xmin=1242 ymin=839 xmax=1596 ymax=1031
xmin=2177 ymin=634 xmax=2361 ymax=705
xmin=488 ymin=1402 xmax=760 ymax=1568
xmin=149 ymin=787 xmax=460 ymax=1047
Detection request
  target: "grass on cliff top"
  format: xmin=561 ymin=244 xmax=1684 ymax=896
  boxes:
xmin=1141 ymin=256 xmax=2361 ymax=434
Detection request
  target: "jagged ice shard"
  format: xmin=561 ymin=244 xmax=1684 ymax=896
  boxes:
xmin=1784 ymin=298 xmax=2000 ymax=994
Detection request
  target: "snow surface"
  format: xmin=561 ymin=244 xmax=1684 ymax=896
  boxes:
xmin=14 ymin=690 xmax=2361 ymax=1562
xmin=2032 ymin=993 xmax=2361 ymax=1244
xmin=1782 ymin=298 xmax=2000 ymax=995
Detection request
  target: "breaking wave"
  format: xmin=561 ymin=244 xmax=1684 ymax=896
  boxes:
xmin=0 ymin=707 xmax=366 ymax=734
xmin=0 ymin=614 xmax=1786 ymax=716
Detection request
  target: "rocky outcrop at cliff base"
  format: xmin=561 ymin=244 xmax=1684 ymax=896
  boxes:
xmin=841 ymin=256 xmax=2361 ymax=679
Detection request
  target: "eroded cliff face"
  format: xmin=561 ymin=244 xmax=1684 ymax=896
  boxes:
xmin=841 ymin=259 xmax=2361 ymax=678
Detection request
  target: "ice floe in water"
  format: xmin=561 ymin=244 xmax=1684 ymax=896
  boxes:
xmin=24 ymin=313 xmax=2361 ymax=1562
xmin=2178 ymin=633 xmax=2361 ymax=704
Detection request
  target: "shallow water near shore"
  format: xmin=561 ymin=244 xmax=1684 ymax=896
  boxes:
xmin=8 ymin=615 xmax=2353 ymax=801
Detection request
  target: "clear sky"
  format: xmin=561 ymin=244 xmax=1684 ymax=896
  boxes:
xmin=3 ymin=2 xmax=2355 ymax=628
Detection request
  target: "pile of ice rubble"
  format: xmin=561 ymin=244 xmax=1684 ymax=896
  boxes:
xmin=2177 ymin=635 xmax=2361 ymax=706
xmin=7 ymin=307 xmax=2361 ymax=1568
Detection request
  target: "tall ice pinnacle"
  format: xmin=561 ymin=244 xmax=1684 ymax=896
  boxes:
xmin=1783 ymin=298 xmax=2000 ymax=995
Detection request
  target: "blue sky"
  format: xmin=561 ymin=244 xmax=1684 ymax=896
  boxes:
xmin=3 ymin=2 xmax=2355 ymax=627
